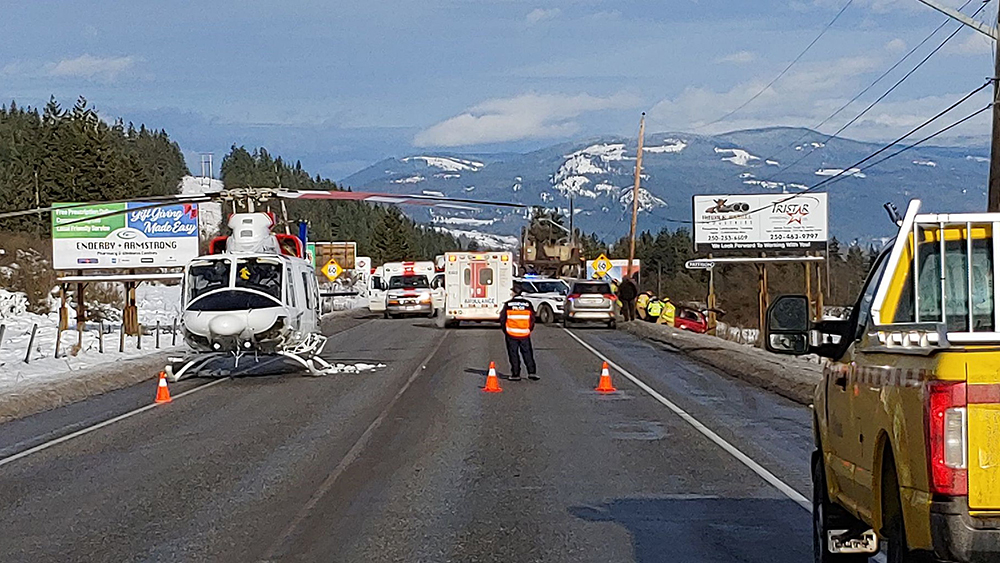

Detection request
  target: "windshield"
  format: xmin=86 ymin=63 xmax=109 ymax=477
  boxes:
xmin=573 ymin=283 xmax=611 ymax=295
xmin=389 ymin=275 xmax=429 ymax=289
xmin=188 ymin=259 xmax=231 ymax=301
xmin=532 ymin=281 xmax=569 ymax=295
xmin=235 ymin=257 xmax=283 ymax=300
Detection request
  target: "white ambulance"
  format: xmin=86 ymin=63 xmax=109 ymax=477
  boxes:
xmin=442 ymin=252 xmax=514 ymax=326
xmin=382 ymin=261 xmax=436 ymax=318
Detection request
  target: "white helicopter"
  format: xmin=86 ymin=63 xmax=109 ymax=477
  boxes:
xmin=0 ymin=186 xmax=524 ymax=379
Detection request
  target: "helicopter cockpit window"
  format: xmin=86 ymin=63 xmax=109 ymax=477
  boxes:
xmin=188 ymin=259 xmax=231 ymax=301
xmin=235 ymin=257 xmax=283 ymax=300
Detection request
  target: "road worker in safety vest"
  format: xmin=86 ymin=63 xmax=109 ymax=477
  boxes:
xmin=636 ymin=291 xmax=653 ymax=321
xmin=499 ymin=285 xmax=538 ymax=381
xmin=656 ymin=297 xmax=676 ymax=327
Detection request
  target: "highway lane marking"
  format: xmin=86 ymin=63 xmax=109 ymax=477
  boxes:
xmin=562 ymin=328 xmax=812 ymax=512
xmin=0 ymin=377 xmax=231 ymax=469
xmin=259 ymin=331 xmax=449 ymax=561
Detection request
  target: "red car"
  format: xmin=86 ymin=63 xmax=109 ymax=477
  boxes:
xmin=674 ymin=307 xmax=708 ymax=333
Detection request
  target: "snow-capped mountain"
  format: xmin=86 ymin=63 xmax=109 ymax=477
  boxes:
xmin=341 ymin=127 xmax=991 ymax=244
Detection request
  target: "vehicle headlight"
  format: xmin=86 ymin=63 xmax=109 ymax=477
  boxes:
xmin=419 ymin=294 xmax=432 ymax=303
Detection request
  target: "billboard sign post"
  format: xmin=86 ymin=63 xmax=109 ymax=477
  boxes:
xmin=692 ymin=193 xmax=828 ymax=253
xmin=51 ymin=203 xmax=200 ymax=270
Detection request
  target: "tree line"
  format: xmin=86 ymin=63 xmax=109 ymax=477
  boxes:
xmin=220 ymin=146 xmax=460 ymax=264
xmin=0 ymin=96 xmax=189 ymax=234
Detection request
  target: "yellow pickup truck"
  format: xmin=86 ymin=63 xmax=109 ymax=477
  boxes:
xmin=766 ymin=200 xmax=1000 ymax=562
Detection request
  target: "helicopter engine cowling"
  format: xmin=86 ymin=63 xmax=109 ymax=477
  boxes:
xmin=182 ymin=307 xmax=289 ymax=353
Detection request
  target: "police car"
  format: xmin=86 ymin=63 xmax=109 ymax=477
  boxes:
xmin=513 ymin=276 xmax=569 ymax=324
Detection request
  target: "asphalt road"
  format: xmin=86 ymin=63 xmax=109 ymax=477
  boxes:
xmin=0 ymin=312 xmax=815 ymax=563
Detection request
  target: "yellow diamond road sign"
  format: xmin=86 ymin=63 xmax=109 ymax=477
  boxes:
xmin=322 ymin=258 xmax=344 ymax=282
xmin=591 ymin=254 xmax=613 ymax=277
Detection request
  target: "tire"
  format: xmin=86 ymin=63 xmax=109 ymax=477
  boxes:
xmin=881 ymin=451 xmax=929 ymax=563
xmin=608 ymin=319 xmax=617 ymax=329
xmin=812 ymin=452 xmax=869 ymax=563
xmin=538 ymin=305 xmax=554 ymax=324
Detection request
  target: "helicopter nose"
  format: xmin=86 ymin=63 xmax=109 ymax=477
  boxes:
xmin=209 ymin=314 xmax=246 ymax=337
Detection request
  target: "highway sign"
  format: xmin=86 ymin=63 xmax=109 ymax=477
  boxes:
xmin=322 ymin=258 xmax=344 ymax=282
xmin=51 ymin=202 xmax=200 ymax=270
xmin=591 ymin=254 xmax=613 ymax=277
xmin=692 ymin=193 xmax=828 ymax=253
xmin=685 ymin=260 xmax=715 ymax=270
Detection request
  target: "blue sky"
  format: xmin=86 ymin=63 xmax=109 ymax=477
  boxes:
xmin=1 ymin=0 xmax=995 ymax=179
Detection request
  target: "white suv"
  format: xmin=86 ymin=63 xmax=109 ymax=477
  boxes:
xmin=514 ymin=276 xmax=570 ymax=324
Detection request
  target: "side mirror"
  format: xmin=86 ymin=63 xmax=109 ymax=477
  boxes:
xmin=765 ymin=295 xmax=810 ymax=355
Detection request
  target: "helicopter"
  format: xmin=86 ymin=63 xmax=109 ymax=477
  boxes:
xmin=0 ymin=185 xmax=525 ymax=379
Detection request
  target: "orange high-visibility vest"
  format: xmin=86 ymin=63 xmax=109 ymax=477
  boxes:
xmin=505 ymin=310 xmax=533 ymax=338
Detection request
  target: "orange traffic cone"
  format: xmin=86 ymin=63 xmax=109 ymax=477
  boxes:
xmin=595 ymin=361 xmax=617 ymax=393
xmin=155 ymin=371 xmax=172 ymax=404
xmin=483 ymin=361 xmax=502 ymax=393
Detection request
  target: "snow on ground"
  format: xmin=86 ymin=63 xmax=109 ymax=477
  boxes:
xmin=643 ymin=139 xmax=687 ymax=154
xmin=0 ymin=285 xmax=183 ymax=390
xmin=554 ymin=153 xmax=607 ymax=183
xmin=433 ymin=228 xmax=519 ymax=250
xmin=815 ymin=168 xmax=866 ymax=179
xmin=392 ymin=175 xmax=425 ymax=184
xmin=714 ymin=147 xmax=760 ymax=166
xmin=967 ymin=155 xmax=990 ymax=163
xmin=553 ymin=175 xmax=599 ymax=199
xmin=463 ymin=186 xmax=476 ymax=192
xmin=594 ymin=182 xmax=619 ymax=196
xmin=766 ymin=160 xmax=780 ymax=166
xmin=567 ymin=143 xmax=628 ymax=162
xmin=402 ymin=156 xmax=484 ymax=172
xmin=432 ymin=216 xmax=499 ymax=227
xmin=180 ymin=176 xmax=224 ymax=239
xmin=540 ymin=192 xmax=554 ymax=203
xmin=912 ymin=160 xmax=937 ymax=167
xmin=434 ymin=173 xmax=462 ymax=179
xmin=619 ymin=187 xmax=667 ymax=211
xmin=744 ymin=179 xmax=784 ymax=190
xmin=421 ymin=190 xmax=445 ymax=197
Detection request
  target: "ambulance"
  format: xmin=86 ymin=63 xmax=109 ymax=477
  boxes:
xmin=442 ymin=251 xmax=514 ymax=327
xmin=382 ymin=261 xmax=435 ymax=319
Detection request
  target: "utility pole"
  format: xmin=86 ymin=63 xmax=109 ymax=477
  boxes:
xmin=916 ymin=0 xmax=1000 ymax=210
xmin=627 ymin=113 xmax=646 ymax=275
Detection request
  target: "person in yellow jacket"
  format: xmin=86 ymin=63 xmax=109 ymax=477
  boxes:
xmin=636 ymin=291 xmax=652 ymax=321
xmin=646 ymin=298 xmax=663 ymax=323
xmin=656 ymin=297 xmax=676 ymax=327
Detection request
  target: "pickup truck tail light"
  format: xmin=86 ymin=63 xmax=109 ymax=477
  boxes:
xmin=567 ymin=294 xmax=580 ymax=300
xmin=926 ymin=381 xmax=968 ymax=496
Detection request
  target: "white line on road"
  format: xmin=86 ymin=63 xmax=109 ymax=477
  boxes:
xmin=0 ymin=377 xmax=230 ymax=469
xmin=562 ymin=328 xmax=812 ymax=512
xmin=259 ymin=332 xmax=449 ymax=561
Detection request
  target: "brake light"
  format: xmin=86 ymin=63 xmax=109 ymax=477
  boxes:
xmin=567 ymin=294 xmax=580 ymax=300
xmin=604 ymin=294 xmax=617 ymax=301
xmin=927 ymin=381 xmax=968 ymax=496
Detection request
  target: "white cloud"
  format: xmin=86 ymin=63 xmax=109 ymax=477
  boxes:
xmin=415 ymin=92 xmax=640 ymax=147
xmin=47 ymin=54 xmax=135 ymax=81
xmin=715 ymin=50 xmax=758 ymax=65
xmin=526 ymin=8 xmax=560 ymax=25
xmin=945 ymin=33 xmax=994 ymax=56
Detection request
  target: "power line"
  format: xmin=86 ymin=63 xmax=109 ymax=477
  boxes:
xmin=761 ymin=0 xmax=992 ymax=182
xmin=757 ymin=0 xmax=978 ymax=168
xmin=723 ymin=80 xmax=992 ymax=221
xmin=695 ymin=0 xmax=855 ymax=130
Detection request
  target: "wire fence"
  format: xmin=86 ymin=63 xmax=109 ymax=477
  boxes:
xmin=0 ymin=318 xmax=181 ymax=365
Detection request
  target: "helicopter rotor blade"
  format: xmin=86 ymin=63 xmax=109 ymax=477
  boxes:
xmin=275 ymin=189 xmax=526 ymax=209
xmin=0 ymin=192 xmax=221 ymax=222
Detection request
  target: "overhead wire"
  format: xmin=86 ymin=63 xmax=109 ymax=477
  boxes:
xmin=760 ymin=0 xmax=993 ymax=183
xmin=694 ymin=0 xmax=855 ymax=130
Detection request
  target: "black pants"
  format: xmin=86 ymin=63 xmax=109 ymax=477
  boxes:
xmin=622 ymin=299 xmax=636 ymax=321
xmin=505 ymin=335 xmax=536 ymax=377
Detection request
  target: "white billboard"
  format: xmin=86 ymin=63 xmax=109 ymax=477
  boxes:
xmin=692 ymin=193 xmax=828 ymax=253
xmin=51 ymin=202 xmax=200 ymax=270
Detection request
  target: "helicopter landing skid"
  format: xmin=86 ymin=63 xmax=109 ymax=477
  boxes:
xmin=165 ymin=353 xmax=229 ymax=383
xmin=277 ymin=333 xmax=336 ymax=376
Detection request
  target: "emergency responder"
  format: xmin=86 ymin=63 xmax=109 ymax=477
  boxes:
xmin=636 ymin=291 xmax=652 ymax=321
xmin=617 ymin=274 xmax=638 ymax=322
xmin=499 ymin=285 xmax=538 ymax=381
xmin=657 ymin=297 xmax=676 ymax=328
xmin=646 ymin=297 xmax=663 ymax=323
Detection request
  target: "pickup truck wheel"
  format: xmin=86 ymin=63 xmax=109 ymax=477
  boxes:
xmin=538 ymin=304 xmax=554 ymax=324
xmin=813 ymin=453 xmax=868 ymax=563
xmin=880 ymin=453 xmax=931 ymax=563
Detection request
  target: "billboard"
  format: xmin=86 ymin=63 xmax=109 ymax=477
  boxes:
xmin=586 ymin=257 xmax=641 ymax=282
xmin=692 ymin=193 xmax=828 ymax=253
xmin=51 ymin=202 xmax=200 ymax=270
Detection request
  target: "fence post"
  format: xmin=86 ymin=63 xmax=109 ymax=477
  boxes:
xmin=136 ymin=326 xmax=141 ymax=350
xmin=24 ymin=323 xmax=38 ymax=364
xmin=99 ymin=321 xmax=104 ymax=354
xmin=0 ymin=324 xmax=5 ymax=354
xmin=54 ymin=325 xmax=62 ymax=358
xmin=155 ymin=320 xmax=161 ymax=349
xmin=119 ymin=323 xmax=125 ymax=353
xmin=171 ymin=319 xmax=177 ymax=346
